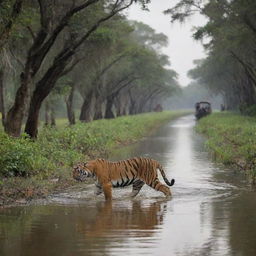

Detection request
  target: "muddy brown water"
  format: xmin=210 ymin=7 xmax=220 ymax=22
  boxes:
xmin=1 ymin=115 xmax=256 ymax=256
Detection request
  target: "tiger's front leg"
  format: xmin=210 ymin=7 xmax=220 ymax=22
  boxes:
xmin=102 ymin=183 xmax=112 ymax=201
xmin=94 ymin=183 xmax=103 ymax=196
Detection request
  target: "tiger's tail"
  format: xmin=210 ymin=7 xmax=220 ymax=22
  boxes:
xmin=158 ymin=166 xmax=175 ymax=186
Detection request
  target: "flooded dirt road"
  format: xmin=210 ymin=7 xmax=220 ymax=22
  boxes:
xmin=1 ymin=115 xmax=256 ymax=256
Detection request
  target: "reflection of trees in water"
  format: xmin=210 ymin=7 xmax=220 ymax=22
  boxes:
xmin=181 ymin=201 xmax=231 ymax=256
xmin=0 ymin=206 xmax=41 ymax=256
xmin=189 ymin=196 xmax=256 ymax=255
xmin=187 ymin=191 xmax=256 ymax=256
xmin=209 ymin=172 xmax=256 ymax=255
xmin=0 ymin=200 xmax=168 ymax=256
xmin=228 ymin=193 xmax=256 ymax=256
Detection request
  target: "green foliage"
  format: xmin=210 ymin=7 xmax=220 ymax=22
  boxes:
xmin=240 ymin=104 xmax=256 ymax=116
xmin=0 ymin=111 xmax=188 ymax=179
xmin=0 ymin=132 xmax=53 ymax=177
xmin=130 ymin=21 xmax=168 ymax=49
xmin=196 ymin=112 xmax=256 ymax=181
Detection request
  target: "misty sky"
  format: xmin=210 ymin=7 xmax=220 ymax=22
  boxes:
xmin=126 ymin=0 xmax=207 ymax=87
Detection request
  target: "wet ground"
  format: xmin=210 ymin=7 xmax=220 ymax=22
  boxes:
xmin=1 ymin=115 xmax=256 ymax=256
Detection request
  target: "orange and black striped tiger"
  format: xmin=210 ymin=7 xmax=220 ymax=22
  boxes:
xmin=72 ymin=157 xmax=175 ymax=200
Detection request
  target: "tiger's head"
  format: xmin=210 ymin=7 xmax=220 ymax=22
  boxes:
xmin=72 ymin=162 xmax=94 ymax=182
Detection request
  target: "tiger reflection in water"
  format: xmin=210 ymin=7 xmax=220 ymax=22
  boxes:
xmin=76 ymin=200 xmax=168 ymax=238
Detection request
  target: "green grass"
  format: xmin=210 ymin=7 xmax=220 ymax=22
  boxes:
xmin=196 ymin=112 xmax=256 ymax=182
xmin=0 ymin=110 xmax=190 ymax=204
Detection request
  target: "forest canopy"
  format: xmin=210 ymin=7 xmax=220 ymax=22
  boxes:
xmin=0 ymin=0 xmax=180 ymax=138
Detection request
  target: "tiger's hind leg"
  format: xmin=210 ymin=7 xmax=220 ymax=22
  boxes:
xmin=149 ymin=179 xmax=171 ymax=197
xmin=130 ymin=180 xmax=145 ymax=197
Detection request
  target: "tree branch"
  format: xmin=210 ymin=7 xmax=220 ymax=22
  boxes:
xmin=30 ymin=0 xmax=100 ymax=76
xmin=26 ymin=26 xmax=36 ymax=41
xmin=72 ymin=0 xmax=134 ymax=51
xmin=60 ymin=56 xmax=86 ymax=77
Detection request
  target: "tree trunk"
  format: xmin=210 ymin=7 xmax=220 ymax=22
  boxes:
xmin=129 ymin=102 xmax=136 ymax=115
xmin=4 ymin=72 xmax=31 ymax=136
xmin=79 ymin=90 xmax=95 ymax=122
xmin=66 ymin=84 xmax=76 ymax=125
xmin=24 ymin=57 xmax=69 ymax=138
xmin=94 ymin=104 xmax=103 ymax=120
xmin=93 ymin=95 xmax=103 ymax=120
xmin=44 ymin=101 xmax=50 ymax=126
xmin=128 ymin=98 xmax=136 ymax=115
xmin=24 ymin=93 xmax=42 ymax=138
xmin=50 ymin=105 xmax=56 ymax=127
xmin=115 ymin=98 xmax=122 ymax=117
xmin=0 ymin=69 xmax=6 ymax=127
xmin=105 ymin=96 xmax=115 ymax=119
xmin=116 ymin=93 xmax=129 ymax=116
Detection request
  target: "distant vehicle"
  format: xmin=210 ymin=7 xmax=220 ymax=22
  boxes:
xmin=195 ymin=101 xmax=212 ymax=120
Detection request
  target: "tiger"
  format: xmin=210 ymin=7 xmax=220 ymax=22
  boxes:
xmin=72 ymin=157 xmax=175 ymax=200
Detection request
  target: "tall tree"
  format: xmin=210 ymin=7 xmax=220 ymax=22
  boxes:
xmin=166 ymin=0 xmax=256 ymax=111
xmin=3 ymin=0 xmax=143 ymax=138
xmin=0 ymin=0 xmax=24 ymax=126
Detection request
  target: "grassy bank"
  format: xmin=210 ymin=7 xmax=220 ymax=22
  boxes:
xmin=0 ymin=111 xmax=190 ymax=205
xmin=196 ymin=112 xmax=256 ymax=182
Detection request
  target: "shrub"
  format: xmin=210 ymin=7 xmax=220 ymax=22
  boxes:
xmin=0 ymin=111 xmax=190 ymax=179
xmin=242 ymin=104 xmax=256 ymax=116
xmin=0 ymin=133 xmax=53 ymax=177
xmin=197 ymin=112 xmax=256 ymax=180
